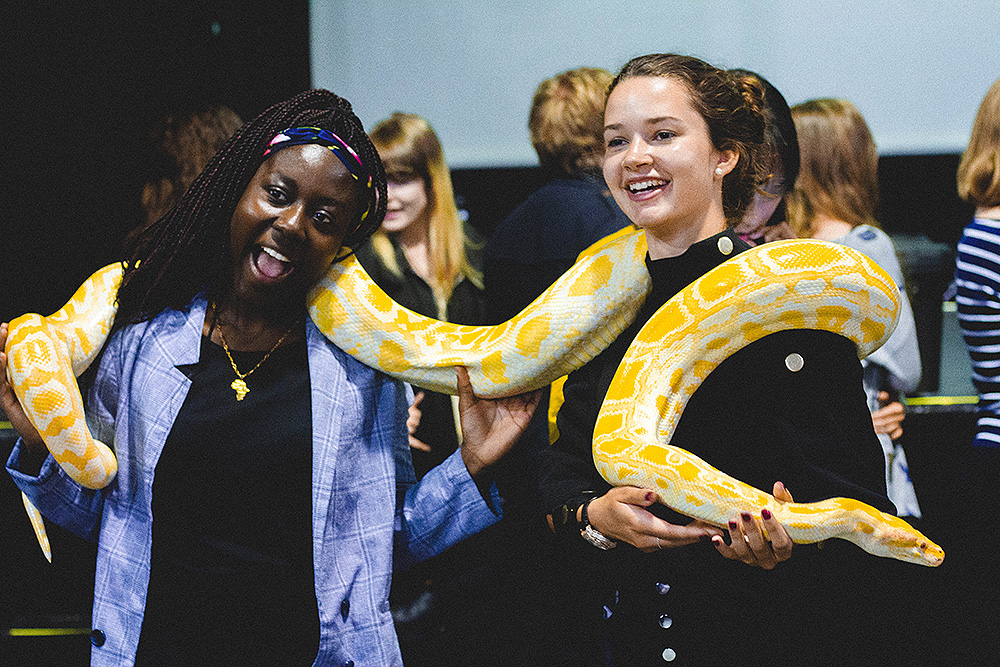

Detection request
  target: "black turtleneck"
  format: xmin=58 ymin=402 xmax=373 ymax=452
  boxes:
xmin=536 ymin=227 xmax=897 ymax=665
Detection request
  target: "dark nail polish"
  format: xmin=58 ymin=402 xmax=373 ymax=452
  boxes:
xmin=761 ymin=509 xmax=772 ymax=520
xmin=729 ymin=520 xmax=738 ymax=530
xmin=741 ymin=512 xmax=752 ymax=522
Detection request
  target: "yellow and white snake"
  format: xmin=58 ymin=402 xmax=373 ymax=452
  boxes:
xmin=5 ymin=228 xmax=944 ymax=566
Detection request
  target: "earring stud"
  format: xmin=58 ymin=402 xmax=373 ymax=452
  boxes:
xmin=715 ymin=167 xmax=724 ymax=175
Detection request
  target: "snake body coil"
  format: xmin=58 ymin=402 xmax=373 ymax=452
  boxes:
xmin=6 ymin=229 xmax=943 ymax=566
xmin=594 ymin=237 xmax=943 ymax=566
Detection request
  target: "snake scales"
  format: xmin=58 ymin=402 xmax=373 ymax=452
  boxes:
xmin=5 ymin=228 xmax=943 ymax=566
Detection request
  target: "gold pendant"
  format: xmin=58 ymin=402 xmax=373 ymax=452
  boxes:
xmin=231 ymin=378 xmax=249 ymax=401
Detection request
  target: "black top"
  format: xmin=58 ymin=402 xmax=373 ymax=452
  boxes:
xmin=135 ymin=334 xmax=318 ymax=666
xmin=355 ymin=224 xmax=488 ymax=326
xmin=355 ymin=224 xmax=488 ymax=479
xmin=538 ymin=229 xmax=897 ymax=665
xmin=482 ymin=172 xmax=631 ymax=325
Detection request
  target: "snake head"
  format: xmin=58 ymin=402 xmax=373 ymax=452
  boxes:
xmin=894 ymin=534 xmax=945 ymax=567
xmin=844 ymin=510 xmax=945 ymax=566
xmin=880 ymin=517 xmax=945 ymax=567
xmin=915 ymin=539 xmax=946 ymax=567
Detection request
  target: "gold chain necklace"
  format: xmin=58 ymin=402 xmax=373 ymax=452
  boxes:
xmin=214 ymin=308 xmax=298 ymax=401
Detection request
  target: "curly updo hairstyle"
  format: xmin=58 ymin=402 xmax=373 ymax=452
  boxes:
xmin=608 ymin=54 xmax=771 ymax=223
xmin=118 ymin=89 xmax=387 ymax=326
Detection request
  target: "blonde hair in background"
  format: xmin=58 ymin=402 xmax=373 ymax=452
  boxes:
xmin=786 ymin=98 xmax=880 ymax=238
xmin=958 ymin=76 xmax=1000 ymax=209
xmin=370 ymin=113 xmax=480 ymax=317
xmin=529 ymin=67 xmax=613 ymax=176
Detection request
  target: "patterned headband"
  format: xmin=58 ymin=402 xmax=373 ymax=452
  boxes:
xmin=263 ymin=126 xmax=375 ymax=223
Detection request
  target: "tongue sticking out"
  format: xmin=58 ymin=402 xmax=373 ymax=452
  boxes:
xmin=255 ymin=247 xmax=291 ymax=279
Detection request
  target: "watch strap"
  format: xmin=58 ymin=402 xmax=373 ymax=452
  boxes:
xmin=579 ymin=497 xmax=617 ymax=550
xmin=552 ymin=492 xmax=595 ymax=537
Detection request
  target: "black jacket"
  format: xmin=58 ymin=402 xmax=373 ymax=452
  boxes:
xmin=538 ymin=228 xmax=898 ymax=666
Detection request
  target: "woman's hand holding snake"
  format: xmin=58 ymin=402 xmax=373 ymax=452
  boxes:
xmin=588 ymin=482 xmax=794 ymax=569
xmin=711 ymin=482 xmax=795 ymax=570
xmin=586 ymin=487 xmax=722 ymax=554
xmin=456 ymin=366 xmax=542 ymax=479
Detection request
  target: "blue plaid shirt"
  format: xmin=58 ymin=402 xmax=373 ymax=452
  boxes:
xmin=8 ymin=297 xmax=501 ymax=666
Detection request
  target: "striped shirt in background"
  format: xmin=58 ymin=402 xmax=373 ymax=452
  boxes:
xmin=955 ymin=216 xmax=1000 ymax=448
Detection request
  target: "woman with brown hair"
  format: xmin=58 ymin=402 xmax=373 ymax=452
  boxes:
xmin=538 ymin=55 xmax=894 ymax=665
xmin=787 ymin=98 xmax=922 ymax=520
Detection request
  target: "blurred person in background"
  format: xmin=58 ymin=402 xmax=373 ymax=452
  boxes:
xmin=787 ymin=97 xmax=922 ymax=520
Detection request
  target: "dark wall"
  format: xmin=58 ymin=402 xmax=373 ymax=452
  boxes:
xmin=878 ymin=153 xmax=974 ymax=246
xmin=878 ymin=154 xmax=973 ymax=393
xmin=1 ymin=1 xmax=311 ymax=324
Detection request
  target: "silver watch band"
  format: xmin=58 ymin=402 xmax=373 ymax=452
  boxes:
xmin=581 ymin=523 xmax=618 ymax=550
xmin=580 ymin=498 xmax=617 ymax=550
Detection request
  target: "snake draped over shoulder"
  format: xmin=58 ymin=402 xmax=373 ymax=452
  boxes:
xmin=5 ymin=228 xmax=943 ymax=566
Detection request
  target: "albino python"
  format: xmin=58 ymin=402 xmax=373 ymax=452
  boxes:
xmin=5 ymin=228 xmax=944 ymax=566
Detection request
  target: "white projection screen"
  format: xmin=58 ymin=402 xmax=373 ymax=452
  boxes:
xmin=311 ymin=0 xmax=1000 ymax=168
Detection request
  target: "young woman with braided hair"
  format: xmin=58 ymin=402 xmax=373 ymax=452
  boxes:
xmin=2 ymin=89 xmax=538 ymax=667
xmin=537 ymin=54 xmax=895 ymax=665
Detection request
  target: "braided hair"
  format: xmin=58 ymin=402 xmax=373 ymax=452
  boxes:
xmin=117 ymin=89 xmax=387 ymax=327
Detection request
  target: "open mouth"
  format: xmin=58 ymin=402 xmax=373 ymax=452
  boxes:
xmin=253 ymin=246 xmax=294 ymax=280
xmin=627 ymin=178 xmax=668 ymax=194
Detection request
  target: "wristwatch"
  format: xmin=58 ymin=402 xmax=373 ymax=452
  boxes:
xmin=580 ymin=497 xmax=617 ymax=550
